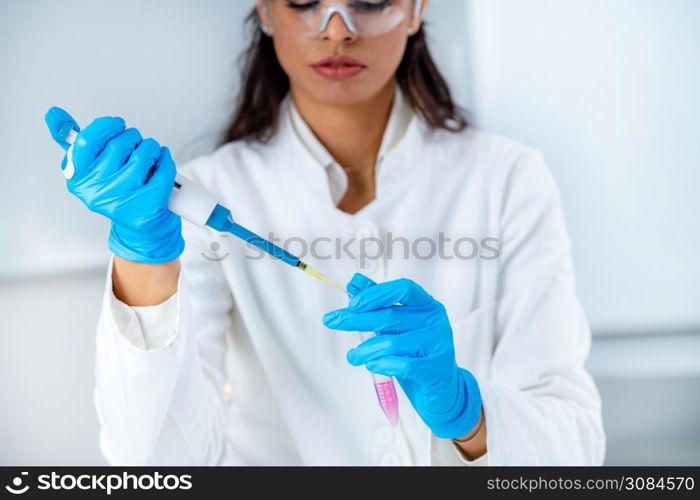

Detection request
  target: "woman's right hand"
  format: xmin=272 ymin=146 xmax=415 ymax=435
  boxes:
xmin=45 ymin=107 xmax=185 ymax=264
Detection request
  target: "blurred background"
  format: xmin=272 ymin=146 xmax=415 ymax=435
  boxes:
xmin=1 ymin=0 xmax=698 ymax=465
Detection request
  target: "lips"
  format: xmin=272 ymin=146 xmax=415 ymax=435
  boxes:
xmin=312 ymin=55 xmax=365 ymax=68
xmin=311 ymin=55 xmax=366 ymax=79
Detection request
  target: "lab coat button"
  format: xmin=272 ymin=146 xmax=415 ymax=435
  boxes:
xmin=374 ymin=426 xmax=395 ymax=445
xmin=355 ymin=226 xmax=373 ymax=239
xmin=379 ymin=451 xmax=400 ymax=466
xmin=223 ymin=383 xmax=233 ymax=402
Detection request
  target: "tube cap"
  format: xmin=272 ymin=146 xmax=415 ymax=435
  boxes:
xmin=347 ymin=272 xmax=377 ymax=295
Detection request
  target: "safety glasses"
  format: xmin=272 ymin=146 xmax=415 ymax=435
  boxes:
xmin=262 ymin=0 xmax=422 ymax=38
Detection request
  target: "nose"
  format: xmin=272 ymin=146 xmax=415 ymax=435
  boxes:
xmin=321 ymin=11 xmax=357 ymax=41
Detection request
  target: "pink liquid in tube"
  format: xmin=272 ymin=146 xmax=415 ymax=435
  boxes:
xmin=359 ymin=330 xmax=400 ymax=426
xmin=373 ymin=376 xmax=399 ymax=426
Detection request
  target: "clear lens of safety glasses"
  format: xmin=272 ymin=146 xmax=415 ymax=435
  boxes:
xmin=264 ymin=0 xmax=421 ymax=38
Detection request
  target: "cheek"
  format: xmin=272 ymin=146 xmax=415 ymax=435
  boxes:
xmin=365 ymin=33 xmax=407 ymax=77
xmin=272 ymin=34 xmax=308 ymax=78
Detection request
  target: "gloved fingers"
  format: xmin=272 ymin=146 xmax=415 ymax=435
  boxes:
xmin=147 ymin=146 xmax=176 ymax=186
xmin=118 ymin=138 xmax=163 ymax=189
xmin=71 ymin=116 xmax=126 ymax=179
xmin=44 ymin=106 xmax=80 ymax=151
xmin=346 ymin=329 xmax=430 ymax=366
xmin=364 ymin=356 xmax=417 ymax=379
xmin=346 ymin=272 xmax=377 ymax=295
xmin=348 ymin=277 xmax=434 ymax=312
xmin=91 ymin=128 xmax=143 ymax=179
xmin=139 ymin=147 xmax=177 ymax=202
xmin=323 ymin=305 xmax=434 ymax=334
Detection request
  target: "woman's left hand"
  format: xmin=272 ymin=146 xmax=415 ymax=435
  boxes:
xmin=322 ymin=274 xmax=482 ymax=439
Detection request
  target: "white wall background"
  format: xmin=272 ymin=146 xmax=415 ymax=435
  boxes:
xmin=1 ymin=0 xmax=698 ymax=465
xmin=462 ymin=0 xmax=700 ymax=332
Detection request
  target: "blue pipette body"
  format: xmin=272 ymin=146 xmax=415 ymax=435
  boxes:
xmin=205 ymin=203 xmax=302 ymax=267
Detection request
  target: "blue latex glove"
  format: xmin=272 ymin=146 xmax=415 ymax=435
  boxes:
xmin=322 ymin=273 xmax=482 ymax=439
xmin=44 ymin=107 xmax=184 ymax=263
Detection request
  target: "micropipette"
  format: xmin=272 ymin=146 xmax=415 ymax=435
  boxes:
xmin=58 ymin=120 xmax=399 ymax=426
xmin=58 ymin=123 xmax=337 ymax=285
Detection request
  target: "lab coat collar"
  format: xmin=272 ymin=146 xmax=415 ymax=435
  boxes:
xmin=274 ymin=82 xmax=430 ymax=204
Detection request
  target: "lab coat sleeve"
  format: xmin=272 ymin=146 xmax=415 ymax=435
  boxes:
xmin=430 ymin=151 xmax=605 ymax=465
xmin=108 ymin=286 xmax=178 ymax=351
xmin=93 ymin=216 xmax=234 ymax=465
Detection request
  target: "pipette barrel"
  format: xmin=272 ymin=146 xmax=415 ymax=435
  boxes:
xmin=205 ymin=203 xmax=301 ymax=267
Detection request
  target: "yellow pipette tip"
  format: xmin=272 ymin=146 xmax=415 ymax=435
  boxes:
xmin=297 ymin=262 xmax=348 ymax=296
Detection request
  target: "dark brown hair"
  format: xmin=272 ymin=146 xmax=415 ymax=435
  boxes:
xmin=218 ymin=6 xmax=468 ymax=147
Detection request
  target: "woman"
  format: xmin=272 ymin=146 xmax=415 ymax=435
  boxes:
xmin=46 ymin=0 xmax=605 ymax=465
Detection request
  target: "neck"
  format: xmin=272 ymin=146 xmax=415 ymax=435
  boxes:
xmin=289 ymin=81 xmax=395 ymax=176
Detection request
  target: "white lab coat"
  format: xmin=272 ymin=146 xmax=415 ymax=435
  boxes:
xmin=93 ymin=83 xmax=606 ymax=466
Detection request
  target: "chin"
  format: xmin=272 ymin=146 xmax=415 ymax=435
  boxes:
xmin=307 ymin=79 xmax=381 ymax=106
